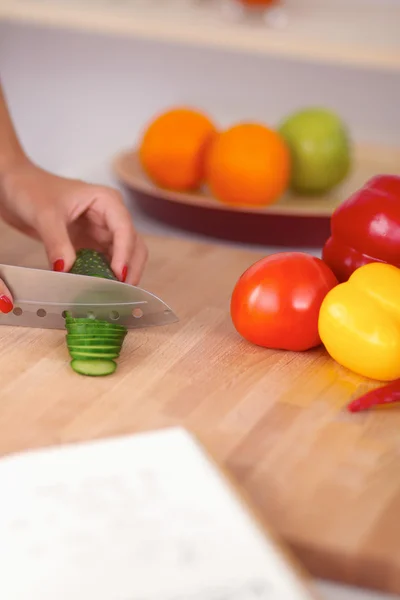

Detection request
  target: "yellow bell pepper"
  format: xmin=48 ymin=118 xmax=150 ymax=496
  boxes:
xmin=318 ymin=262 xmax=400 ymax=381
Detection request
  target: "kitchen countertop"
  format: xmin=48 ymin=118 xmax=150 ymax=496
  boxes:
xmin=66 ymin=161 xmax=399 ymax=600
xmin=0 ymin=160 xmax=396 ymax=600
xmin=2 ymin=102 xmax=399 ymax=600
xmin=0 ymin=186 xmax=398 ymax=600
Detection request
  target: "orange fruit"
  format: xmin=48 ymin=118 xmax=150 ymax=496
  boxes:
xmin=240 ymin=0 xmax=278 ymax=5
xmin=138 ymin=107 xmax=217 ymax=192
xmin=205 ymin=123 xmax=291 ymax=207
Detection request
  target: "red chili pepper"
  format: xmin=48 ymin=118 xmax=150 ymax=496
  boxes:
xmin=347 ymin=380 xmax=400 ymax=413
xmin=322 ymin=174 xmax=400 ymax=283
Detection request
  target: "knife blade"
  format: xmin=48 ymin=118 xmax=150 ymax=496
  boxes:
xmin=0 ymin=264 xmax=179 ymax=330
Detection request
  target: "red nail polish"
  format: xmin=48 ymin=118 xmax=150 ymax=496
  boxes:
xmin=53 ymin=259 xmax=65 ymax=272
xmin=121 ymin=265 xmax=128 ymax=283
xmin=0 ymin=295 xmax=13 ymax=314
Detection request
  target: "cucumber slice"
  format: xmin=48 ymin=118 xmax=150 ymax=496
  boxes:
xmin=66 ymin=330 xmax=125 ymax=336
xmin=66 ymin=324 xmax=127 ymax=335
xmin=68 ymin=345 xmax=120 ymax=353
xmin=65 ymin=316 xmax=126 ymax=325
xmin=69 ymin=351 xmax=119 ymax=360
xmin=65 ymin=318 xmax=125 ymax=327
xmin=66 ymin=332 xmax=124 ymax=342
xmin=66 ymin=336 xmax=124 ymax=346
xmin=70 ymin=359 xmax=117 ymax=376
xmin=66 ymin=336 xmax=124 ymax=343
xmin=65 ymin=317 xmax=99 ymax=323
xmin=66 ymin=321 xmax=127 ymax=331
xmin=67 ymin=342 xmax=122 ymax=351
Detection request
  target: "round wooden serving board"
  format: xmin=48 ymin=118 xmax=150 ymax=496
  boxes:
xmin=113 ymin=144 xmax=400 ymax=248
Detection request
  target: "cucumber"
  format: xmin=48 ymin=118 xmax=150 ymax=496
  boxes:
xmin=64 ymin=254 xmax=129 ymax=377
xmin=69 ymin=249 xmax=117 ymax=280
xmin=66 ymin=329 xmax=125 ymax=336
xmin=66 ymin=331 xmax=125 ymax=339
xmin=66 ymin=339 xmax=121 ymax=349
xmin=65 ymin=318 xmax=125 ymax=327
xmin=66 ymin=325 xmax=127 ymax=336
xmin=70 ymin=359 xmax=117 ymax=376
xmin=69 ymin=351 xmax=120 ymax=360
xmin=65 ymin=318 xmax=101 ymax=325
xmin=66 ymin=322 xmax=127 ymax=331
xmin=66 ymin=336 xmax=124 ymax=346
xmin=65 ymin=317 xmax=98 ymax=323
xmin=68 ymin=345 xmax=121 ymax=353
xmin=66 ymin=320 xmax=126 ymax=330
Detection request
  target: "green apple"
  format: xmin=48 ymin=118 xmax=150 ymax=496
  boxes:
xmin=278 ymin=107 xmax=352 ymax=195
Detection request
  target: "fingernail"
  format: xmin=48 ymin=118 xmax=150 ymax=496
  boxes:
xmin=0 ymin=295 xmax=13 ymax=314
xmin=121 ymin=265 xmax=128 ymax=283
xmin=53 ymin=259 xmax=65 ymax=272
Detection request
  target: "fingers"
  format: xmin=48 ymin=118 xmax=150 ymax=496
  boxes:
xmin=0 ymin=277 xmax=13 ymax=314
xmin=125 ymin=235 xmax=148 ymax=285
xmin=102 ymin=191 xmax=148 ymax=284
xmin=36 ymin=210 xmax=76 ymax=272
xmin=109 ymin=221 xmax=136 ymax=282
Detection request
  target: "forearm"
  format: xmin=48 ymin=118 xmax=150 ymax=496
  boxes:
xmin=0 ymin=80 xmax=28 ymax=179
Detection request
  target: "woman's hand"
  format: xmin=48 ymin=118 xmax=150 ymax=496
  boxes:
xmin=0 ymin=278 xmax=13 ymax=314
xmin=0 ymin=160 xmax=148 ymax=311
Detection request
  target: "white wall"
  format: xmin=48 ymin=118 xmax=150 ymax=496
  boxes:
xmin=1 ymin=21 xmax=399 ymax=176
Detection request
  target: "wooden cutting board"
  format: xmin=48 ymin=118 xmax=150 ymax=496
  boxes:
xmin=0 ymin=221 xmax=399 ymax=595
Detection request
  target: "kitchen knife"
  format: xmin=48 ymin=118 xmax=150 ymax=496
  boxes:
xmin=0 ymin=264 xmax=178 ymax=330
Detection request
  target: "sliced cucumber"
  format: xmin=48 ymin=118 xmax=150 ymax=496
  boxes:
xmin=68 ymin=345 xmax=120 ymax=353
xmin=66 ymin=333 xmax=124 ymax=340
xmin=70 ymin=359 xmax=117 ymax=376
xmin=66 ymin=322 xmax=126 ymax=331
xmin=65 ymin=253 xmax=128 ymax=377
xmin=66 ymin=325 xmax=126 ymax=333
xmin=66 ymin=336 xmax=123 ymax=346
xmin=66 ymin=326 xmax=126 ymax=333
xmin=66 ymin=325 xmax=127 ymax=336
xmin=65 ymin=317 xmax=126 ymax=329
xmin=65 ymin=317 xmax=100 ymax=323
xmin=69 ymin=351 xmax=120 ymax=360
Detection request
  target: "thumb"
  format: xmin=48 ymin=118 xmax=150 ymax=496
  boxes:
xmin=0 ymin=278 xmax=14 ymax=314
xmin=37 ymin=212 xmax=76 ymax=273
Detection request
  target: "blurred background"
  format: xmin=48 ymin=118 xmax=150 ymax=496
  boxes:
xmin=0 ymin=0 xmax=399 ymax=244
xmin=0 ymin=0 xmax=399 ymax=254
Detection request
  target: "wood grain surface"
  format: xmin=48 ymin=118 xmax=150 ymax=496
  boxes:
xmin=0 ymin=221 xmax=399 ymax=594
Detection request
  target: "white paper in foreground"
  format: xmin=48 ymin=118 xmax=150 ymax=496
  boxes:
xmin=0 ymin=427 xmax=319 ymax=600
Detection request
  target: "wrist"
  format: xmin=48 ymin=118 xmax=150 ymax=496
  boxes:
xmin=0 ymin=148 xmax=29 ymax=174
xmin=0 ymin=153 xmax=32 ymax=194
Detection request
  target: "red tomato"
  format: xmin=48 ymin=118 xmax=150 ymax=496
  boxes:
xmin=230 ymin=252 xmax=338 ymax=351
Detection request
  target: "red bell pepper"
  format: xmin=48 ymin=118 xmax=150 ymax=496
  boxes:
xmin=347 ymin=380 xmax=400 ymax=413
xmin=322 ymin=174 xmax=400 ymax=282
